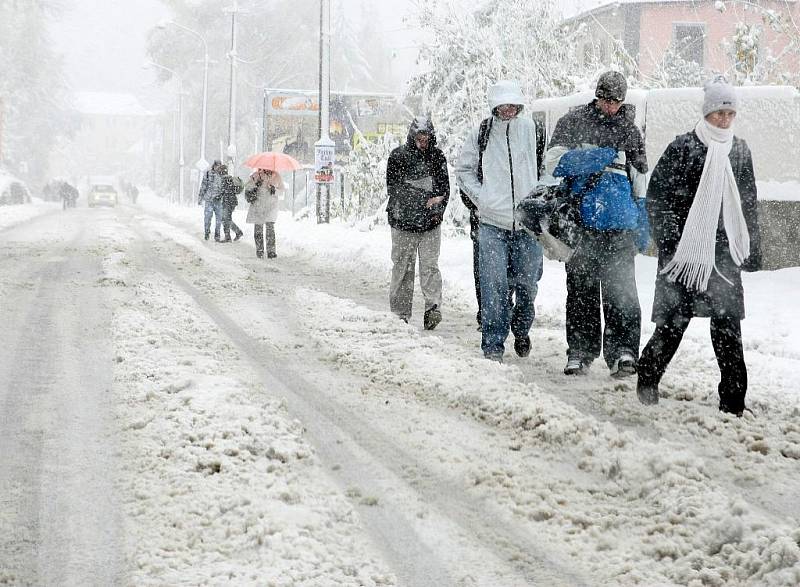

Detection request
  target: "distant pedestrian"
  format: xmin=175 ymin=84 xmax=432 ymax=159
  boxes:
xmin=456 ymin=80 xmax=544 ymax=362
xmin=244 ymin=168 xmax=284 ymax=258
xmin=386 ymin=116 xmax=450 ymax=329
xmin=59 ymin=181 xmax=78 ymax=210
xmin=198 ymin=160 xmax=224 ymax=241
xmin=218 ymin=165 xmax=244 ymax=242
xmin=637 ymin=77 xmax=762 ymax=416
xmin=545 ymin=71 xmax=648 ymax=377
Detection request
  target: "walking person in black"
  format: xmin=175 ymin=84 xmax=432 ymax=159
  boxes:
xmin=386 ymin=116 xmax=450 ymax=329
xmin=637 ymin=78 xmax=761 ymax=416
xmin=218 ymin=165 xmax=244 ymax=242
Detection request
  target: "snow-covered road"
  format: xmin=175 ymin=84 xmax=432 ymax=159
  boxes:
xmin=1 ymin=195 xmax=798 ymax=586
xmin=0 ymin=210 xmax=124 ymax=586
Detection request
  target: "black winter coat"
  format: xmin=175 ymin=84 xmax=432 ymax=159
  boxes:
xmin=646 ymin=131 xmax=762 ymax=322
xmin=220 ymin=175 xmax=242 ymax=210
xmin=386 ymin=121 xmax=450 ymax=233
xmin=548 ymin=101 xmax=648 ymax=176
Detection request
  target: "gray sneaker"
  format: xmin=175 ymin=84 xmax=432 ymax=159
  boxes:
xmin=564 ymin=355 xmax=590 ymax=375
xmin=611 ymin=353 xmax=637 ymax=378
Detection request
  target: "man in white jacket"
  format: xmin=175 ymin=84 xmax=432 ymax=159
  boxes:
xmin=456 ymin=80 xmax=544 ymax=362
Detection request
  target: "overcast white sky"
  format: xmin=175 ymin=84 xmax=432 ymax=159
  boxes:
xmin=51 ymin=0 xmax=587 ymax=96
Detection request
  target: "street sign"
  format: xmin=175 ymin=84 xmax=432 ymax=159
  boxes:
xmin=314 ymin=140 xmax=335 ymax=184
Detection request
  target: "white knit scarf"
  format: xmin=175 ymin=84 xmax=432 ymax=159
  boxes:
xmin=660 ymin=119 xmax=750 ymax=291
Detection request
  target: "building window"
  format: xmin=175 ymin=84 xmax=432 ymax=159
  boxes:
xmin=673 ymin=22 xmax=705 ymax=67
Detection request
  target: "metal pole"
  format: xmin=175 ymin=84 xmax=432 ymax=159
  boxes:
xmin=315 ymin=0 xmax=332 ymax=224
xmin=199 ymin=50 xmax=209 ymax=169
xmin=262 ymin=89 xmax=269 ymax=151
xmin=178 ymin=77 xmax=185 ymax=205
xmin=315 ymin=0 xmax=323 ymax=220
xmin=226 ymin=0 xmax=239 ymax=165
xmin=340 ymin=171 xmax=345 ymax=218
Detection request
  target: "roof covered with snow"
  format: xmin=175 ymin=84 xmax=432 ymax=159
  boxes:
xmin=73 ymin=92 xmax=155 ymax=117
xmin=572 ymin=0 xmax=797 ymax=19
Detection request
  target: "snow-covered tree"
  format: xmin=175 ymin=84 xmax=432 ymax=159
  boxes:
xmin=406 ymin=0 xmax=598 ymax=163
xmin=650 ymin=41 xmax=707 ymax=88
xmin=715 ymin=0 xmax=800 ymax=87
xmin=0 ymin=0 xmax=72 ymax=183
xmin=340 ymin=129 xmax=399 ymax=220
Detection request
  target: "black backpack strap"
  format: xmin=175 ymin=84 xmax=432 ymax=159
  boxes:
xmin=460 ymin=117 xmax=493 ymax=213
xmin=535 ymin=119 xmax=546 ymax=180
xmin=476 ymin=117 xmax=492 ymax=184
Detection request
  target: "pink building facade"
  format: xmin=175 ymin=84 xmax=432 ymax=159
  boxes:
xmin=571 ymin=0 xmax=800 ymax=83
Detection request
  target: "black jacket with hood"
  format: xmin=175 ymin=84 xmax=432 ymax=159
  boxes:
xmin=386 ymin=117 xmax=450 ymax=233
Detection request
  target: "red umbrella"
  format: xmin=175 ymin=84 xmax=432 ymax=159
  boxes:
xmin=243 ymin=151 xmax=302 ymax=172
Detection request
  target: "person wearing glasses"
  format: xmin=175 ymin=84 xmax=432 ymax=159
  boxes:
xmin=544 ymin=71 xmax=649 ymax=378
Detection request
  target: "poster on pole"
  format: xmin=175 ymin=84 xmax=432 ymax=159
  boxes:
xmin=314 ymin=141 xmax=335 ymax=184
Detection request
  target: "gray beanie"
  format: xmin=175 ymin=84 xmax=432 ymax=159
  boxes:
xmin=702 ymin=77 xmax=738 ymax=116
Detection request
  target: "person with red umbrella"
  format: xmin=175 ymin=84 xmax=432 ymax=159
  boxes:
xmin=244 ymin=168 xmax=285 ymax=258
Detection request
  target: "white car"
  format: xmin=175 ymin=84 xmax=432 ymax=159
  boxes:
xmin=87 ymin=183 xmax=118 ymax=207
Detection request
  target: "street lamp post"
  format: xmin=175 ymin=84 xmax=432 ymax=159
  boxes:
xmin=224 ymin=0 xmax=241 ymax=166
xmin=158 ymin=20 xmax=210 ymax=173
xmin=145 ymin=61 xmax=185 ymax=204
xmin=314 ymin=0 xmax=334 ymax=224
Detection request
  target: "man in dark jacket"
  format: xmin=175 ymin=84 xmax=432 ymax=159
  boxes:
xmin=546 ymin=71 xmax=648 ymax=377
xmin=386 ymin=116 xmax=450 ymax=329
xmin=636 ymin=78 xmax=761 ymax=416
xmin=198 ymin=160 xmax=224 ymax=241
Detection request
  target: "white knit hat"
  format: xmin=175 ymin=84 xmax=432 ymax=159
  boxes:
xmin=702 ymin=77 xmax=738 ymax=117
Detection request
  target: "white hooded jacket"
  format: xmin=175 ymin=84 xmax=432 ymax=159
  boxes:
xmin=455 ymin=80 xmax=540 ymax=231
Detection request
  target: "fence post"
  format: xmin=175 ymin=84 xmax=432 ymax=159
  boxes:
xmin=339 ymin=170 xmax=345 ymax=219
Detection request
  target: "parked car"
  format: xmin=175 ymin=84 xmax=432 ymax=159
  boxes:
xmin=87 ymin=183 xmax=118 ymax=207
xmin=0 ymin=171 xmax=32 ymax=205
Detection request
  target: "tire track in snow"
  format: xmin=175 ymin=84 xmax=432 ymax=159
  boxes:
xmin=130 ymin=219 xmax=589 ymax=587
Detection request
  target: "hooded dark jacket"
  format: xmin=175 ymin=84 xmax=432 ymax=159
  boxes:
xmin=386 ymin=118 xmax=450 ymax=233
xmin=646 ymin=131 xmax=762 ymax=321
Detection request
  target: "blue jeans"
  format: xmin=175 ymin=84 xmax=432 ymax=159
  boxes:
xmin=204 ymin=199 xmax=223 ymax=239
xmin=478 ymin=224 xmax=543 ymax=357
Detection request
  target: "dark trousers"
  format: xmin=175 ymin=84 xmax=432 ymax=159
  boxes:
xmin=565 ymin=231 xmax=640 ymax=368
xmin=221 ymin=206 xmax=242 ymax=240
xmin=254 ymin=223 xmax=276 ymax=258
xmin=469 ymin=212 xmax=482 ymax=323
xmin=638 ymin=314 xmax=747 ymax=411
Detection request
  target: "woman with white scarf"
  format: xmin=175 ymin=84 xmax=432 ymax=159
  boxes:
xmin=637 ymin=78 xmax=761 ymax=416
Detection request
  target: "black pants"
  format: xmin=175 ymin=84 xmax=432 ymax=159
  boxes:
xmin=222 ymin=206 xmax=242 ymax=240
xmin=565 ymin=231 xmax=640 ymax=368
xmin=469 ymin=211 xmax=482 ymax=323
xmin=254 ymin=223 xmax=276 ymax=258
xmin=638 ymin=314 xmax=747 ymax=412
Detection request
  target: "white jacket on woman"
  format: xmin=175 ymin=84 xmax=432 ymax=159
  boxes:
xmin=245 ymin=172 xmax=284 ymax=224
xmin=456 ymin=80 xmax=540 ymax=232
